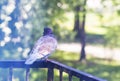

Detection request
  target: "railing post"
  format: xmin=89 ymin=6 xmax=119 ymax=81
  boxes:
xmin=47 ymin=67 xmax=54 ymax=81
xmin=8 ymin=67 xmax=13 ymax=81
xmin=68 ymin=73 xmax=72 ymax=81
xmin=26 ymin=68 xmax=30 ymax=81
xmin=59 ymin=69 xmax=63 ymax=81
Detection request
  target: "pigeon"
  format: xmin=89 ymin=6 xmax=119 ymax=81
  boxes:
xmin=25 ymin=27 xmax=57 ymax=65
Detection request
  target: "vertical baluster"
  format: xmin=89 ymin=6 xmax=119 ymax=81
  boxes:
xmin=79 ymin=75 xmax=84 ymax=81
xmin=79 ymin=76 xmax=85 ymax=81
xmin=26 ymin=68 xmax=30 ymax=81
xmin=59 ymin=69 xmax=63 ymax=81
xmin=68 ymin=73 xmax=72 ymax=81
xmin=9 ymin=67 xmax=13 ymax=81
xmin=47 ymin=67 xmax=54 ymax=81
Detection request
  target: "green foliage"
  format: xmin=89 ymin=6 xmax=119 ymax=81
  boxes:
xmin=29 ymin=0 xmax=73 ymax=43
xmin=53 ymin=26 xmax=76 ymax=42
xmin=89 ymin=0 xmax=120 ymax=48
xmin=104 ymin=26 xmax=120 ymax=48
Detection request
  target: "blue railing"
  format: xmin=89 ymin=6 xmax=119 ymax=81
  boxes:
xmin=0 ymin=60 xmax=106 ymax=81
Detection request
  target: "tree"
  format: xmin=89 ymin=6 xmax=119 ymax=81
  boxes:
xmin=97 ymin=0 xmax=120 ymax=48
xmin=73 ymin=0 xmax=87 ymax=61
xmin=103 ymin=0 xmax=120 ymax=48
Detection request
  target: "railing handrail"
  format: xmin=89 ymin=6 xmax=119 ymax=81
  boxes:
xmin=0 ymin=60 xmax=106 ymax=81
xmin=47 ymin=60 xmax=106 ymax=81
xmin=0 ymin=60 xmax=47 ymax=68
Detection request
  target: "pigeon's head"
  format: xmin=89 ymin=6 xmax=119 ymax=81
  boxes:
xmin=43 ymin=27 xmax=53 ymax=36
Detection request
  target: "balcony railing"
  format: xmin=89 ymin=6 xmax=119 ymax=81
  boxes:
xmin=0 ymin=60 xmax=106 ymax=81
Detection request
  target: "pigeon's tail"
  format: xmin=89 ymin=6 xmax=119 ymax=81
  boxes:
xmin=25 ymin=56 xmax=37 ymax=65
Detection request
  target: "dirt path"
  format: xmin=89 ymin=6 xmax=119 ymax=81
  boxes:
xmin=57 ymin=43 xmax=120 ymax=61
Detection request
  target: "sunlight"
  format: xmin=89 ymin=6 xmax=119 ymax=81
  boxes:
xmin=57 ymin=3 xmax=68 ymax=9
xmin=2 ymin=27 xmax=11 ymax=35
xmin=3 ymin=0 xmax=15 ymax=15
xmin=25 ymin=23 xmax=32 ymax=29
xmin=21 ymin=9 xmax=28 ymax=19
xmin=24 ymin=4 xmax=32 ymax=12
xmin=102 ymin=72 xmax=109 ymax=77
xmin=0 ymin=41 xmax=5 ymax=47
xmin=15 ymin=21 xmax=23 ymax=30
xmin=1 ymin=14 xmax=11 ymax=21
xmin=0 ymin=22 xmax=7 ymax=28
xmin=22 ymin=48 xmax=30 ymax=58
xmin=4 ymin=36 xmax=11 ymax=42
xmin=11 ymin=37 xmax=21 ymax=43
xmin=87 ymin=0 xmax=102 ymax=9
xmin=13 ymin=77 xmax=19 ymax=81
xmin=21 ymin=0 xmax=35 ymax=19
xmin=17 ymin=47 xmax=23 ymax=52
xmin=57 ymin=2 xmax=62 ymax=8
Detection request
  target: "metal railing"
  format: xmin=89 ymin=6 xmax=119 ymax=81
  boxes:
xmin=0 ymin=60 xmax=106 ymax=81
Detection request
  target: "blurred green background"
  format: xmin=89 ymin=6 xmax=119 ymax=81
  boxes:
xmin=0 ymin=0 xmax=120 ymax=81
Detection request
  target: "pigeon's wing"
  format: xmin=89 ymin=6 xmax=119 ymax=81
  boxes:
xmin=25 ymin=36 xmax=57 ymax=64
xmin=37 ymin=36 xmax=57 ymax=58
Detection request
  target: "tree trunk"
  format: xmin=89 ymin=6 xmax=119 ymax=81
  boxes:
xmin=79 ymin=0 xmax=87 ymax=62
xmin=73 ymin=0 xmax=87 ymax=62
xmin=73 ymin=5 xmax=80 ymax=39
xmin=79 ymin=27 xmax=86 ymax=61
